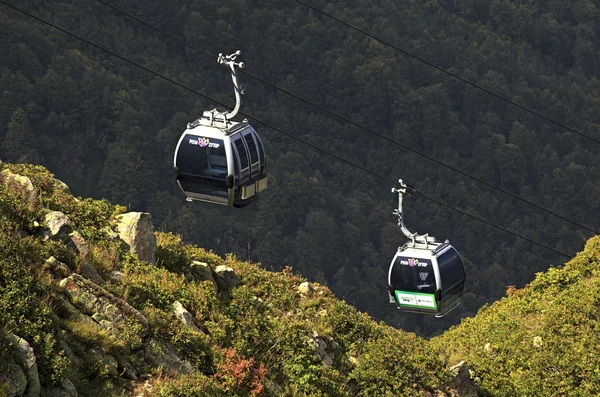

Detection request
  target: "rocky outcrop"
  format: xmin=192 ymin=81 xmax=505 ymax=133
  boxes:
xmin=0 ymin=169 xmax=37 ymax=209
xmin=58 ymin=273 xmax=149 ymax=338
xmin=298 ymin=281 xmax=313 ymax=295
xmin=43 ymin=211 xmax=71 ymax=241
xmin=0 ymin=358 xmax=27 ymax=397
xmin=139 ymin=338 xmax=194 ymax=375
xmin=6 ymin=334 xmax=40 ymax=397
xmin=116 ymin=212 xmax=156 ymax=263
xmin=307 ymin=331 xmax=336 ymax=367
xmin=52 ymin=177 xmax=70 ymax=194
xmin=172 ymin=301 xmax=201 ymax=332
xmin=449 ymin=361 xmax=479 ymax=397
xmin=214 ymin=265 xmax=239 ymax=291
xmin=190 ymin=261 xmax=218 ymax=292
xmin=45 ymin=256 xmax=72 ymax=279
xmin=88 ymin=348 xmax=119 ymax=377
xmin=45 ymin=377 xmax=78 ymax=397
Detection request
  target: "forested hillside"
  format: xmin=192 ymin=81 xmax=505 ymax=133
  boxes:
xmin=2 ymin=0 xmax=599 ymax=335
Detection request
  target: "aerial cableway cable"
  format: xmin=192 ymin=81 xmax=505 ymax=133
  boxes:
xmin=294 ymin=0 xmax=600 ymax=146
xmin=94 ymin=0 xmax=599 ymax=236
xmin=0 ymin=0 xmax=572 ymax=259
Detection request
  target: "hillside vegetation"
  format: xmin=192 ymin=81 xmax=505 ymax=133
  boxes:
xmin=0 ymin=162 xmax=463 ymax=396
xmin=432 ymin=236 xmax=600 ymax=396
xmin=3 ymin=164 xmax=600 ymax=396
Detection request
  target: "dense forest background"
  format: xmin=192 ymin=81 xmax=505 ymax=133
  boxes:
xmin=2 ymin=0 xmax=599 ymax=336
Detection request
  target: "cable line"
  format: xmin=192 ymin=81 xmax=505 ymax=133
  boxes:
xmin=0 ymin=0 xmax=572 ymax=259
xmin=94 ymin=0 xmax=599 ymax=236
xmin=295 ymin=0 xmax=600 ymax=146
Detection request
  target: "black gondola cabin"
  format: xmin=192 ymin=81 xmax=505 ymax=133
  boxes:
xmin=173 ymin=50 xmax=267 ymax=207
xmin=174 ymin=118 xmax=267 ymax=207
xmin=388 ymin=242 xmax=465 ymax=317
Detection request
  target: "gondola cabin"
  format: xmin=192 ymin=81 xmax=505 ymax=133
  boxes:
xmin=173 ymin=50 xmax=267 ymax=207
xmin=388 ymin=241 xmax=465 ymax=317
xmin=174 ymin=117 xmax=267 ymax=207
xmin=387 ymin=179 xmax=466 ymax=317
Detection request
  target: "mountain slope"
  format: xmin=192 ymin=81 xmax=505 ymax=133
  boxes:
xmin=432 ymin=236 xmax=600 ymax=396
xmin=0 ymin=162 xmax=467 ymax=396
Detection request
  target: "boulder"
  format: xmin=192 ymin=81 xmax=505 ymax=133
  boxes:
xmin=59 ymin=274 xmax=149 ymax=337
xmin=45 ymin=257 xmax=71 ymax=279
xmin=108 ymin=270 xmax=125 ymax=284
xmin=214 ymin=265 xmax=240 ymax=291
xmin=59 ymin=378 xmax=78 ymax=397
xmin=116 ymin=212 xmax=156 ymax=263
xmin=43 ymin=377 xmax=78 ymax=397
xmin=141 ymin=338 xmax=194 ymax=374
xmin=43 ymin=211 xmax=71 ymax=241
xmin=298 ymin=282 xmax=313 ymax=295
xmin=0 ymin=169 xmax=37 ymax=209
xmin=8 ymin=334 xmax=40 ymax=397
xmin=533 ymin=336 xmax=543 ymax=348
xmin=449 ymin=361 xmax=478 ymax=397
xmin=52 ymin=177 xmax=71 ymax=194
xmin=88 ymin=348 xmax=119 ymax=377
xmin=190 ymin=261 xmax=218 ymax=292
xmin=66 ymin=231 xmax=89 ymax=260
xmin=172 ymin=301 xmax=200 ymax=332
xmin=0 ymin=359 xmax=27 ymax=397
xmin=307 ymin=331 xmax=334 ymax=367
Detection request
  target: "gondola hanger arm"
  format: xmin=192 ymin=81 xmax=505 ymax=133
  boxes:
xmin=217 ymin=50 xmax=245 ymax=120
xmin=392 ymin=179 xmax=436 ymax=247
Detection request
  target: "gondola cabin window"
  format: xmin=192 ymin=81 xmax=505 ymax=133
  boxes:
xmin=177 ymin=135 xmax=228 ymax=198
xmin=437 ymin=248 xmax=465 ymax=304
xmin=390 ymin=256 xmax=437 ymax=292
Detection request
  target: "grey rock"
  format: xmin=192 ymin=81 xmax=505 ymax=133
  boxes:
xmin=172 ymin=301 xmax=200 ymax=332
xmin=108 ymin=270 xmax=125 ymax=283
xmin=0 ymin=169 xmax=37 ymax=209
xmin=77 ymin=260 xmax=102 ymax=283
xmin=214 ymin=265 xmax=239 ymax=291
xmin=298 ymin=281 xmax=313 ymax=295
xmin=8 ymin=334 xmax=40 ymax=397
xmin=142 ymin=338 xmax=194 ymax=374
xmin=307 ymin=331 xmax=334 ymax=367
xmin=67 ymin=231 xmax=89 ymax=260
xmin=59 ymin=341 xmax=83 ymax=367
xmin=119 ymin=359 xmax=139 ymax=380
xmin=449 ymin=361 xmax=478 ymax=397
xmin=116 ymin=212 xmax=156 ymax=263
xmin=60 ymin=378 xmax=78 ymax=397
xmin=43 ymin=211 xmax=71 ymax=241
xmin=45 ymin=257 xmax=71 ymax=278
xmin=88 ymin=348 xmax=119 ymax=377
xmin=59 ymin=274 xmax=149 ymax=337
xmin=52 ymin=178 xmax=71 ymax=194
xmin=44 ymin=377 xmax=78 ymax=397
xmin=0 ymin=359 xmax=27 ymax=397
xmin=190 ymin=261 xmax=218 ymax=292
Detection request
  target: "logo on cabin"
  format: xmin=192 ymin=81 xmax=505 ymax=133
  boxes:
xmin=188 ymin=137 xmax=220 ymax=148
xmin=408 ymin=258 xmax=418 ymax=267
